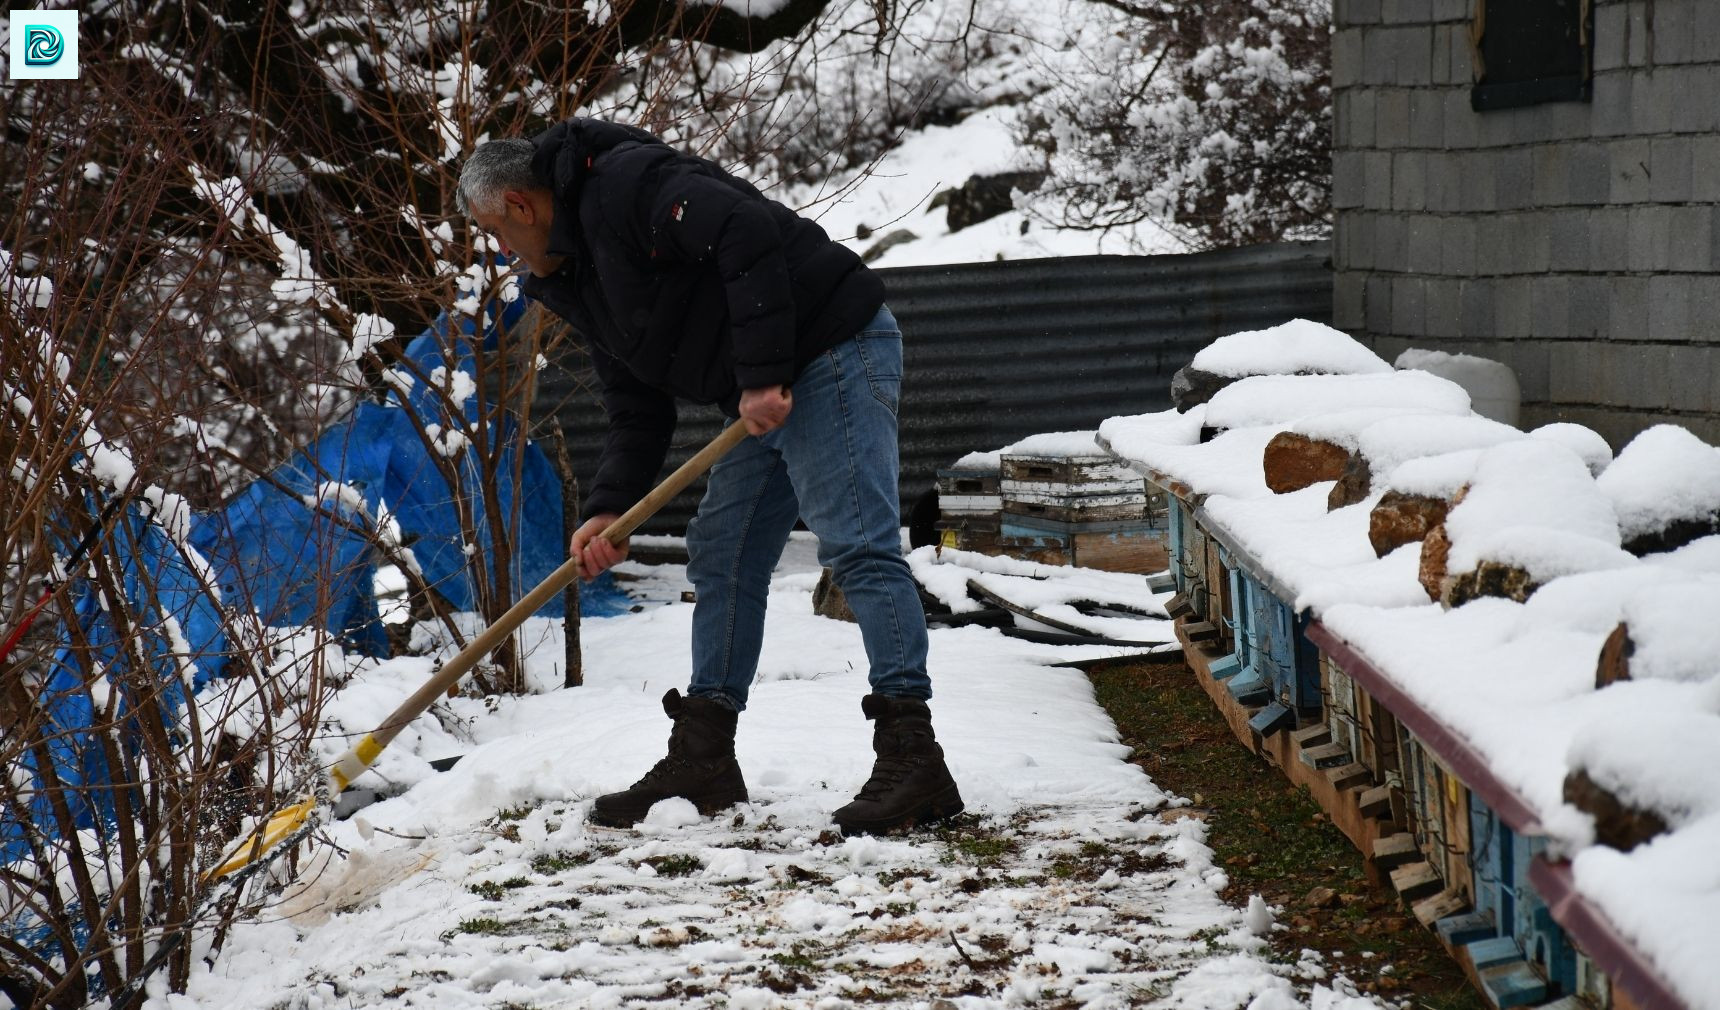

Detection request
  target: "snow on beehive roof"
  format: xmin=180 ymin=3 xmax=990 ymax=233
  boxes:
xmin=1617 ymin=577 xmax=1720 ymax=683
xmin=1529 ymin=422 xmax=1614 ymax=476
xmin=951 ymin=430 xmax=1111 ymax=471
xmin=1575 ymin=709 xmax=1720 ymax=830
xmin=1348 ymin=413 xmax=1523 ymax=472
xmin=1204 ymin=370 xmax=1472 ymax=433
xmin=1382 ymin=447 xmax=1487 ymax=500
xmin=1100 ymin=408 xmax=1274 ymax=500
xmin=1595 ymin=424 xmax=1720 ymax=544
xmin=1442 ymin=439 xmax=1622 ymax=573
xmin=999 ymin=429 xmax=1107 ymax=457
xmin=1187 ymin=318 xmax=1391 ymax=378
xmin=1281 ymin=406 xmax=1442 ymax=449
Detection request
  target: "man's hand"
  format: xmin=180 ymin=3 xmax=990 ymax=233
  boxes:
xmin=739 ymin=384 xmax=793 ymax=436
xmin=571 ymin=513 xmax=629 ymax=580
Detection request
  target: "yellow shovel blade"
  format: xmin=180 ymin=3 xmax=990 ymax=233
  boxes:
xmin=205 ymin=796 xmax=317 ymax=881
xmin=200 ymin=733 xmax=384 ymax=883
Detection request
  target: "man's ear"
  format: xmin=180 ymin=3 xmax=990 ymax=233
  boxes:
xmin=505 ymin=190 xmax=535 ymax=224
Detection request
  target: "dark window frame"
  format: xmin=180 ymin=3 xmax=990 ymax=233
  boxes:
xmin=1470 ymin=0 xmax=1594 ymax=111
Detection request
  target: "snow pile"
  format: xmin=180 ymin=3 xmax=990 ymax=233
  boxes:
xmin=1595 ymin=424 xmax=1720 ymax=548
xmin=1568 ymin=707 xmax=1720 ymax=830
xmin=1105 ymin=418 xmax=1280 ymax=501
xmin=1442 ymin=440 xmax=1627 ymax=580
xmin=1203 ymin=371 xmax=1471 ymax=434
xmin=1283 ymin=407 xmax=1448 ymax=451
xmin=1343 ymin=413 xmax=1523 ymax=480
xmin=1382 ymin=448 xmax=1488 ymax=501
xmin=1096 ymin=409 xmax=1204 ymax=457
xmin=1190 ymin=319 xmax=1390 ymax=379
xmin=1530 ymin=422 xmax=1614 ymax=477
xmin=1618 ymin=578 xmax=1720 ymax=682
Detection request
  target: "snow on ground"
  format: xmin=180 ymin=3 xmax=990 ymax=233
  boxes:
xmin=149 ymin=537 xmax=1390 ymax=1010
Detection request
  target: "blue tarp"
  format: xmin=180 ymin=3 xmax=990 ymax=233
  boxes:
xmin=2 ymin=295 xmax=591 ymax=877
xmin=190 ymin=293 xmax=564 ymax=656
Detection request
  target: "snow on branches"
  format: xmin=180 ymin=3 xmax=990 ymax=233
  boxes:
xmin=1020 ymin=0 xmax=1332 ymax=249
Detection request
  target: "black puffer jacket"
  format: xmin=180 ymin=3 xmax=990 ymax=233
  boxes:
xmin=520 ymin=118 xmax=885 ymax=520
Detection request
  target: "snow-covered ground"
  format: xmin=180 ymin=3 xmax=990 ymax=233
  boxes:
xmin=147 ymin=536 xmax=1389 ymax=1010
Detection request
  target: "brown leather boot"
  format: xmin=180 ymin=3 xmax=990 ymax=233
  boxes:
xmin=833 ymin=694 xmax=963 ymax=835
xmin=590 ymin=689 xmax=748 ymax=827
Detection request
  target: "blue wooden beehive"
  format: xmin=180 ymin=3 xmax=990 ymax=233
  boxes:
xmin=1166 ymin=493 xmax=1202 ymax=598
xmin=1222 ymin=557 xmax=1321 ymax=727
xmin=1465 ymin=798 xmax=1582 ymax=1004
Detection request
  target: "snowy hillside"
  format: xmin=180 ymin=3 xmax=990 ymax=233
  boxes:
xmin=623 ymin=0 xmax=1253 ymax=268
xmin=790 ymin=107 xmax=1184 ymax=268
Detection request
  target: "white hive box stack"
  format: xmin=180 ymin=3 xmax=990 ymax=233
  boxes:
xmin=994 ymin=432 xmax=1168 ymax=573
xmin=934 ymin=454 xmax=1003 ymax=553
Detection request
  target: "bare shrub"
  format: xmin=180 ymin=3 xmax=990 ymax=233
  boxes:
xmin=3 ymin=1 xmax=889 ymax=1002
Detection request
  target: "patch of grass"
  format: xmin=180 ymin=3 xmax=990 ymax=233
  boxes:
xmin=935 ymin=818 xmax=1021 ymax=868
xmin=875 ymin=867 xmax=932 ymax=887
xmin=642 ymin=853 xmax=704 ymax=877
xmin=447 ymin=916 xmax=510 ymax=937
xmin=530 ymin=850 xmax=593 ymax=875
xmin=495 ymin=802 xmax=538 ymax=822
xmin=1046 ymin=839 xmax=1173 ymax=882
xmin=468 ymin=876 xmax=531 ymax=901
xmin=758 ymin=967 xmax=814 ymax=995
xmin=1088 ymin=657 xmax=1487 ymax=1009
xmin=951 ymin=932 xmax=1017 ymax=972
xmin=769 ymin=940 xmax=827 ymax=972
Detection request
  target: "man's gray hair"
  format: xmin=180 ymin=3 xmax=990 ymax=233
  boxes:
xmin=456 ymin=138 xmax=543 ymax=216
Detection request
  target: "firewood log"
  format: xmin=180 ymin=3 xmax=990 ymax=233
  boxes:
xmin=1263 ymin=432 xmax=1352 ymax=494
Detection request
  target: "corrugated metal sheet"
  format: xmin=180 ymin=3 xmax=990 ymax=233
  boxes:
xmin=532 ymin=240 xmax=1332 ymax=534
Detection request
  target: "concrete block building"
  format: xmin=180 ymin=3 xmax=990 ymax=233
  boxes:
xmin=1331 ymin=0 xmax=1720 ymax=446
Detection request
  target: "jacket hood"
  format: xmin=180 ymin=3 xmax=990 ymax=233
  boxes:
xmin=530 ymin=118 xmax=664 ymax=206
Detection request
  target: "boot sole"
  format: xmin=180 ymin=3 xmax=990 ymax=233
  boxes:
xmin=834 ymin=785 xmax=965 ymax=836
xmin=589 ymin=789 xmax=749 ymax=829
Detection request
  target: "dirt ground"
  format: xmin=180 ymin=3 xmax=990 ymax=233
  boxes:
xmin=1088 ymin=656 xmax=1487 ymax=1009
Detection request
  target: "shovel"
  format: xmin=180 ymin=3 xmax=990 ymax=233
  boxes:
xmin=208 ymin=419 xmax=750 ymax=880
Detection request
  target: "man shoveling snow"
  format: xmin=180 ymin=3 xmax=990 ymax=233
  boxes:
xmin=457 ymin=118 xmax=961 ymax=835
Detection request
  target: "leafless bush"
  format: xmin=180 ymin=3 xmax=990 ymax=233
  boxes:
xmin=4 ymin=1 xmax=898 ymax=1003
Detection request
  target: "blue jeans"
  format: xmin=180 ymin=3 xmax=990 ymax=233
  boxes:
xmin=684 ymin=305 xmax=930 ymax=711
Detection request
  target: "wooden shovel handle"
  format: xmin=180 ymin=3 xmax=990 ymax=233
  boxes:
xmin=600 ymin=420 xmax=749 ymax=544
xmin=366 ymin=420 xmax=749 ymax=751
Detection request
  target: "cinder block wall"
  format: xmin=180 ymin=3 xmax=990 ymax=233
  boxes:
xmin=1331 ymin=0 xmax=1720 ymax=447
